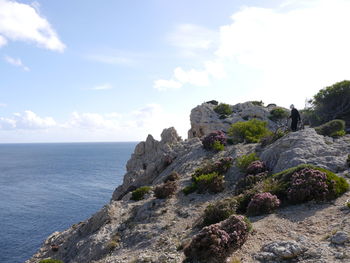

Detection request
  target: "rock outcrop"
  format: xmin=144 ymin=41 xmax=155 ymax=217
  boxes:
xmin=260 ymin=128 xmax=350 ymax=173
xmin=111 ymin=127 xmax=182 ymax=200
xmin=26 ymin=102 xmax=350 ymax=263
xmin=188 ymin=101 xmax=282 ymax=139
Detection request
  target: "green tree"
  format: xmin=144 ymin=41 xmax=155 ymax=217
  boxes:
xmin=312 ymin=80 xmax=350 ymax=127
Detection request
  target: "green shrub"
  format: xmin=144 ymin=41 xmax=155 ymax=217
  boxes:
xmin=183 ymin=183 xmax=197 ymax=195
xmin=228 ymin=119 xmax=270 ymax=143
xmin=267 ymin=164 xmax=349 ymax=202
xmin=315 ymin=119 xmax=346 ymax=137
xmin=212 ymin=140 xmax=225 ymax=151
xmin=195 ymin=172 xmax=225 ymax=193
xmin=203 ymin=198 xmax=238 ymax=226
xmin=234 ymin=173 xmax=267 ymax=195
xmin=131 ymin=186 xmax=152 ymax=201
xmin=268 ymin=107 xmax=289 ymax=121
xmin=39 ymin=260 xmax=64 ymax=263
xmin=214 ymin=103 xmax=232 ymax=116
xmin=236 ymin=153 xmax=259 ymax=173
xmin=347 ymin=201 xmax=350 ymax=209
xmin=250 ymin=100 xmax=264 ymax=106
xmin=193 ymin=157 xmax=233 ymax=178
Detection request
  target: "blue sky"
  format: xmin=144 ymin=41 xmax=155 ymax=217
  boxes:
xmin=0 ymin=0 xmax=350 ymax=143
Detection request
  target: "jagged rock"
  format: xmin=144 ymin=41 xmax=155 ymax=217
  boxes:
xmin=331 ymin=231 xmax=349 ymax=245
xmin=111 ymin=127 xmax=183 ymax=201
xmin=188 ymin=101 xmax=281 ymax=139
xmin=260 ymin=128 xmax=350 ymax=173
xmin=255 ymin=241 xmax=307 ymax=262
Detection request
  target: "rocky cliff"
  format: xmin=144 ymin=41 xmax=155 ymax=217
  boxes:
xmin=27 ymin=101 xmax=350 ymax=263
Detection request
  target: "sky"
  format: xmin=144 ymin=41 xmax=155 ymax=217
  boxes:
xmin=0 ymin=0 xmax=350 ymax=143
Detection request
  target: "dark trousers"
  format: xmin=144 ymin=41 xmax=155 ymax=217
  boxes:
xmin=291 ymin=119 xmax=298 ymax=131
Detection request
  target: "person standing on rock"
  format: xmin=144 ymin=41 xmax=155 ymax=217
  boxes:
xmin=289 ymin=104 xmax=301 ymax=132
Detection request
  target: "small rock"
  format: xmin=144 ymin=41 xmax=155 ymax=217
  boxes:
xmin=331 ymin=231 xmax=349 ymax=245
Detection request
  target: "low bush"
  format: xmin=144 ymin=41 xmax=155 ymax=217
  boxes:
xmin=154 ymin=181 xmax=177 ymax=199
xmin=246 ymin=160 xmax=267 ymax=175
xmin=203 ymin=198 xmax=238 ymax=226
xmin=195 ymin=172 xmax=225 ymax=193
xmin=193 ymin=157 xmax=233 ymax=178
xmin=315 ymin=119 xmax=346 ymax=137
xmin=184 ymin=215 xmax=250 ymax=263
xmin=228 ymin=119 xmax=270 ymax=143
xmin=236 ymin=153 xmax=259 ymax=173
xmin=246 ymin=192 xmax=280 ymax=216
xmin=268 ymin=107 xmax=289 ymax=121
xmin=164 ymin=171 xmax=180 ymax=182
xmin=131 ymin=186 xmax=152 ymax=201
xmin=183 ymin=183 xmax=197 ymax=195
xmin=347 ymin=155 xmax=350 ymax=168
xmin=202 ymin=130 xmax=227 ymax=151
xmin=214 ymin=103 xmax=232 ymax=116
xmin=212 ymin=140 xmax=225 ymax=151
xmin=265 ymin=164 xmax=349 ymax=202
xmin=234 ymin=173 xmax=267 ymax=195
xmin=287 ymin=168 xmax=329 ymax=204
xmin=39 ymin=260 xmax=64 ymax=263
xmin=250 ymin=100 xmax=264 ymax=106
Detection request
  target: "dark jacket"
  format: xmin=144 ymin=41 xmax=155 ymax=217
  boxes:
xmin=290 ymin=108 xmax=301 ymax=121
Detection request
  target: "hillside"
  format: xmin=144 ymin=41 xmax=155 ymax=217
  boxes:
xmin=26 ymin=101 xmax=350 ymax=263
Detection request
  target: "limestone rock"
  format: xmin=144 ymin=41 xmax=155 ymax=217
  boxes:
xmin=331 ymin=231 xmax=349 ymax=245
xmin=188 ymin=101 xmax=281 ymax=139
xmin=255 ymin=240 xmax=307 ymax=262
xmin=111 ymin=127 xmax=183 ymax=201
xmin=260 ymin=128 xmax=350 ymax=173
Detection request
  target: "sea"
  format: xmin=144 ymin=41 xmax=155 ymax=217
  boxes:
xmin=0 ymin=142 xmax=137 ymax=263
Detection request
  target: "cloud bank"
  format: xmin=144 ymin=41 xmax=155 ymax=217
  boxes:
xmin=0 ymin=0 xmax=65 ymax=52
xmin=154 ymin=0 xmax=350 ymax=106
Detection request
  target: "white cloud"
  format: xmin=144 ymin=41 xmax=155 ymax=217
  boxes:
xmin=167 ymin=24 xmax=217 ymax=51
xmin=0 ymin=0 xmax=65 ymax=52
xmin=0 ymin=110 xmax=56 ymax=130
xmin=155 ymin=0 xmax=350 ymax=107
xmin=86 ymin=54 xmax=134 ymax=66
xmin=154 ymin=79 xmax=182 ymax=91
xmin=91 ymin=83 xmax=113 ymax=90
xmin=4 ymin=55 xmax=30 ymax=71
xmin=0 ymin=34 xmax=7 ymax=46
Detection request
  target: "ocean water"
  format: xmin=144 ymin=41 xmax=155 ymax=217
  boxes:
xmin=0 ymin=142 xmax=137 ymax=263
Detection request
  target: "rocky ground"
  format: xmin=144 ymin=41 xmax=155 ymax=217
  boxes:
xmin=26 ymin=102 xmax=350 ymax=263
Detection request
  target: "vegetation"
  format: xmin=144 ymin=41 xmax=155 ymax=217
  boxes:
xmin=234 ymin=173 xmax=267 ymax=195
xmin=131 ymin=186 xmax=152 ymax=201
xmin=202 ymin=130 xmax=227 ymax=151
xmin=194 ymin=172 xmax=225 ymax=193
xmin=228 ymin=119 xmax=270 ymax=143
xmin=154 ymin=181 xmax=177 ymax=199
xmin=236 ymin=153 xmax=259 ymax=173
xmin=203 ymin=198 xmax=238 ymax=226
xmin=269 ymin=107 xmax=289 ymax=121
xmin=183 ymin=183 xmax=197 ymax=195
xmin=184 ymin=215 xmax=250 ymax=263
xmin=250 ymin=100 xmax=264 ymax=106
xmin=212 ymin=140 xmax=225 ymax=151
xmin=214 ymin=103 xmax=233 ymax=116
xmin=39 ymin=260 xmax=64 ymax=263
xmin=246 ymin=160 xmax=267 ymax=175
xmin=347 ymin=154 xmax=350 ymax=168
xmin=164 ymin=171 xmax=180 ymax=183
xmin=246 ymin=192 xmax=280 ymax=216
xmin=193 ymin=157 xmax=233 ymax=178
xmin=312 ymin=80 xmax=350 ymax=126
xmin=315 ymin=119 xmax=346 ymax=137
